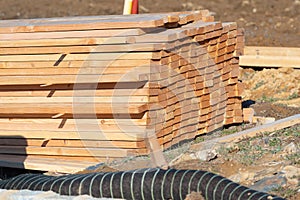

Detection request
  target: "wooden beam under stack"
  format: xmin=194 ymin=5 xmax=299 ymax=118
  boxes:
xmin=0 ymin=10 xmax=244 ymax=173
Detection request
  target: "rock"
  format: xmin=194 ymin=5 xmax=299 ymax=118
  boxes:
xmin=242 ymin=0 xmax=250 ymax=6
xmin=253 ymin=116 xmax=275 ymax=125
xmin=169 ymin=153 xmax=194 ymax=166
xmin=278 ymin=67 xmax=294 ymax=74
xmin=228 ymin=171 xmax=255 ymax=183
xmin=250 ymin=173 xmax=287 ymax=193
xmin=194 ymin=149 xmax=218 ymax=161
xmin=185 ymin=192 xmax=205 ymax=200
xmin=281 ymin=166 xmax=300 ymax=186
xmin=282 ymin=142 xmax=299 ymax=155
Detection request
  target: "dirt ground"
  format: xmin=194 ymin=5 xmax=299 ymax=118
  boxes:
xmin=0 ymin=0 xmax=299 ymax=199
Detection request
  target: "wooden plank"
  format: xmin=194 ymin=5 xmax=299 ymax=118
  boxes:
xmin=0 ymin=88 xmax=151 ymax=97
xmin=0 ymin=138 xmax=146 ymax=149
xmin=0 ymin=118 xmax=146 ymax=128
xmin=0 ymin=118 xmax=147 ymax=132
xmin=244 ymin=46 xmax=300 ymax=57
xmin=0 ymin=75 xmax=143 ymax=85
xmin=0 ymin=130 xmax=145 ymax=141
xmin=0 ymin=29 xmax=144 ymax=40
xmin=0 ymin=14 xmax=137 ymax=25
xmin=0 ymin=82 xmax=150 ymax=92
xmin=0 ymin=154 xmax=121 ymax=164
xmin=0 ymin=146 xmax=138 ymax=157
xmin=193 ymin=114 xmax=300 ymax=150
xmin=0 ymin=52 xmax=154 ymax=62
xmin=13 ymin=154 xmax=109 ymax=163
xmin=239 ymin=55 xmax=300 ymax=68
xmin=0 ymin=12 xmax=178 ymax=27
xmin=0 ymin=67 xmax=150 ymax=76
xmin=0 ymin=74 xmax=149 ymax=85
xmin=0 ymin=96 xmax=148 ymax=104
xmin=0 ymin=102 xmax=148 ymax=115
xmin=0 ymin=59 xmax=152 ymax=68
xmin=220 ymin=114 xmax=300 ymax=143
xmin=0 ymin=37 xmax=132 ymax=47
xmin=0 ymin=16 xmax=166 ymax=33
xmin=0 ymin=43 xmax=165 ymax=55
xmin=0 ymin=154 xmax=97 ymax=173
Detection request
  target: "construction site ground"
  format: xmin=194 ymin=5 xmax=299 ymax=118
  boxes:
xmin=0 ymin=0 xmax=299 ymax=199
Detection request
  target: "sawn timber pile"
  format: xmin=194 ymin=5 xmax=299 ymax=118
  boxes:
xmin=0 ymin=11 xmax=244 ymax=173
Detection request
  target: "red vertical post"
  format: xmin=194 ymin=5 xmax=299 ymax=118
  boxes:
xmin=131 ymin=0 xmax=139 ymax=14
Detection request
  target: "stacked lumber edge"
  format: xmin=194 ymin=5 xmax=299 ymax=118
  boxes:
xmin=0 ymin=10 xmax=244 ymax=173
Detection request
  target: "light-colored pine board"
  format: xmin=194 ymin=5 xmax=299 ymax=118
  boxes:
xmin=0 ymin=52 xmax=154 ymax=61
xmin=0 ymin=138 xmax=146 ymax=149
xmin=0 ymin=146 xmax=140 ymax=157
xmin=0 ymin=16 xmax=166 ymax=33
xmin=0 ymin=59 xmax=152 ymax=68
xmin=0 ymin=82 xmax=151 ymax=94
xmin=239 ymin=55 xmax=300 ymax=68
xmin=0 ymin=117 xmax=146 ymax=127
xmin=0 ymin=43 xmax=165 ymax=55
xmin=0 ymin=29 xmax=144 ymax=40
xmin=0 ymin=154 xmax=97 ymax=173
xmin=0 ymin=102 xmax=148 ymax=115
xmin=0 ymin=12 xmax=181 ymax=27
xmin=0 ymin=67 xmax=150 ymax=76
xmin=0 ymin=88 xmax=152 ymax=97
xmin=0 ymin=117 xmax=147 ymax=132
xmin=0 ymin=129 xmax=145 ymax=141
xmin=244 ymin=46 xmax=300 ymax=57
xmin=219 ymin=114 xmax=300 ymax=144
xmin=0 ymin=37 xmax=132 ymax=47
xmin=0 ymin=74 xmax=149 ymax=85
xmin=24 ymin=154 xmax=110 ymax=163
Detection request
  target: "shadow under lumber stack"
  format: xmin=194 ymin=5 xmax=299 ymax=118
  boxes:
xmin=0 ymin=11 xmax=244 ymax=173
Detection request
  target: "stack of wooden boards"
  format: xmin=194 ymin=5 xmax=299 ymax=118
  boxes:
xmin=0 ymin=10 xmax=244 ymax=173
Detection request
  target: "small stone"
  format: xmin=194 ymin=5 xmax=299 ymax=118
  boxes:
xmin=169 ymin=153 xmax=194 ymax=166
xmin=275 ymin=22 xmax=282 ymax=28
xmin=185 ymin=191 xmax=205 ymax=200
xmin=242 ymin=0 xmax=250 ymax=6
xmin=228 ymin=171 xmax=255 ymax=183
xmin=195 ymin=149 xmax=217 ymax=161
xmin=278 ymin=67 xmax=294 ymax=74
xmin=281 ymin=166 xmax=300 ymax=186
xmin=250 ymin=174 xmax=287 ymax=192
xmin=283 ymin=142 xmax=299 ymax=155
